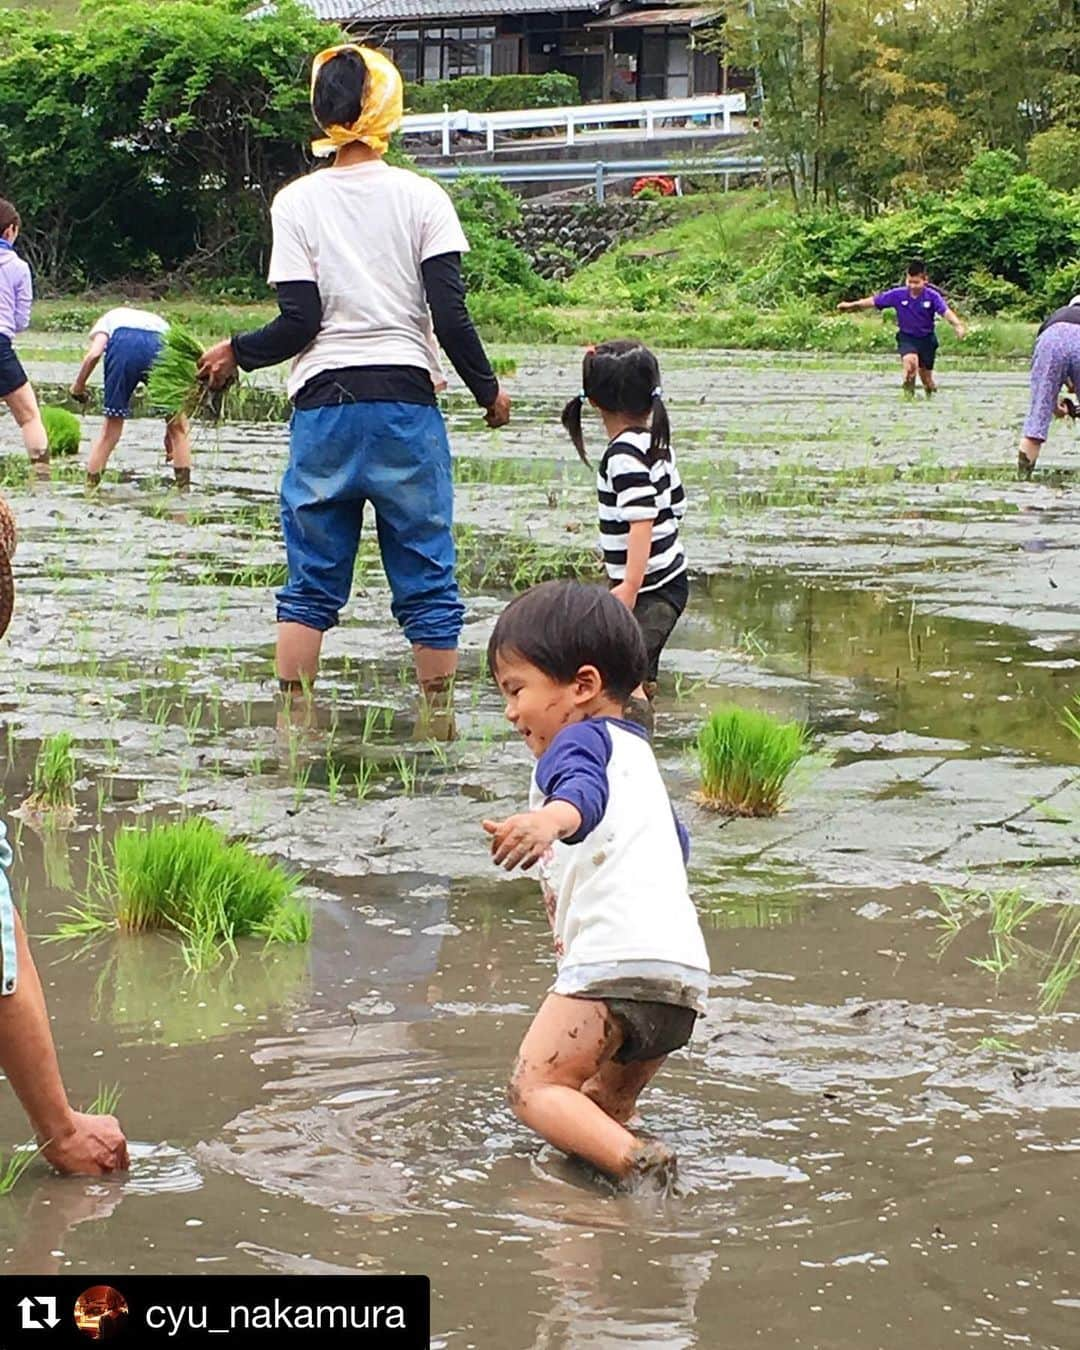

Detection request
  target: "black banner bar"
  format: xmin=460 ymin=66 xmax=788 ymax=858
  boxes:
xmin=0 ymin=1276 xmax=429 ymax=1347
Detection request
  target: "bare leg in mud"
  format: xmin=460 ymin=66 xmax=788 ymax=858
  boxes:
xmin=508 ymin=994 xmax=670 ymax=1180
xmin=276 ymin=623 xmax=458 ymax=733
xmin=918 ymin=362 xmax=937 ymax=396
xmin=4 ymin=383 xmax=48 ymax=478
xmin=901 ymin=351 xmax=919 ymax=397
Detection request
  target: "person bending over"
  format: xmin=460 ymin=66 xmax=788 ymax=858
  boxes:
xmin=70 ymin=307 xmax=191 ymax=489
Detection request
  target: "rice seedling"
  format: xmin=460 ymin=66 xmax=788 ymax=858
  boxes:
xmin=490 ymin=355 xmax=518 ymax=377
xmin=40 ymin=405 xmax=81 ymax=456
xmin=146 ymin=325 xmax=236 ymax=421
xmin=1063 ymin=696 xmax=1080 ymax=745
xmin=25 ymin=732 xmax=77 ymax=815
xmin=696 ymin=705 xmax=810 ymax=816
xmin=85 ymin=1083 xmax=122 ymax=1116
xmin=0 ymin=1143 xmax=40 ymax=1195
xmin=53 ymin=817 xmax=311 ymax=971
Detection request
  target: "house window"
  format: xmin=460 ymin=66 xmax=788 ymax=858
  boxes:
xmin=417 ymin=25 xmax=496 ymax=82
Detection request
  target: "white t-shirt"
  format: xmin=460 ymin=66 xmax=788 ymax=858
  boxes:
xmin=91 ymin=308 xmax=169 ymax=339
xmin=267 ymin=161 xmax=470 ymax=400
xmin=528 ymin=718 xmax=710 ymax=1013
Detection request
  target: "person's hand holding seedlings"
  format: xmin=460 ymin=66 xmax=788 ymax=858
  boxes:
xmin=42 ymin=1109 xmax=129 ymax=1176
xmin=483 ymin=800 xmax=581 ymax=870
xmin=197 ymin=340 xmax=238 ymax=390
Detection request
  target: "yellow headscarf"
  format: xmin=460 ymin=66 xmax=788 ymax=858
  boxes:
xmin=310 ymin=44 xmax=403 ymax=158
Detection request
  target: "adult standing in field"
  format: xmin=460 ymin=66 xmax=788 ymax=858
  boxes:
xmin=837 ymin=258 xmax=967 ymax=397
xmin=198 ymin=44 xmax=510 ymax=728
xmin=0 ymin=200 xmax=49 ymax=472
xmin=1016 ymin=295 xmax=1080 ymax=480
xmin=69 ymin=307 xmax=192 ymax=489
xmin=0 ymin=497 xmax=128 ymax=1175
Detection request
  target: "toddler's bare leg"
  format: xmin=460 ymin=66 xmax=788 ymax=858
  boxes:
xmin=509 ymin=994 xmax=642 ymax=1178
xmin=901 ymin=352 xmax=918 ymax=393
xmin=582 ymin=1055 xmax=666 ymax=1125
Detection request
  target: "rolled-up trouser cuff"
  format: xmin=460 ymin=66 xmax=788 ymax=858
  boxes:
xmin=0 ymin=825 xmax=17 ymax=996
xmin=275 ymin=596 xmax=341 ymax=632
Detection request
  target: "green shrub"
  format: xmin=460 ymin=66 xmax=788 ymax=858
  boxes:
xmin=405 ymin=73 xmax=578 ymax=114
xmin=55 ymin=817 xmax=310 ymax=971
xmin=40 ymin=406 xmax=80 ymax=456
xmin=1027 ymin=126 xmax=1080 ymax=192
xmin=449 ymin=175 xmax=550 ymax=295
xmin=960 ymin=267 xmax=1026 ymax=315
xmin=696 ymin=705 xmax=810 ymax=817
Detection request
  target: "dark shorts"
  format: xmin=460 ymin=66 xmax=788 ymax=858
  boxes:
xmin=0 ymin=336 xmax=27 ymax=399
xmin=632 ymin=570 xmax=689 ymax=683
xmin=104 ymin=327 xmax=164 ymax=418
xmin=598 ymin=998 xmax=698 ymax=1064
xmin=897 ymin=332 xmax=938 ymax=369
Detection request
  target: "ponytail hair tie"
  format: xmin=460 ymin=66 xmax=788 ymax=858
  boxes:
xmin=577 ymin=390 xmax=586 ymax=403
xmin=652 ymin=385 xmax=664 ymax=399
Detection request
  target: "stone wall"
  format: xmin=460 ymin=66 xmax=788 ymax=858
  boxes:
xmin=511 ymin=199 xmax=676 ymax=280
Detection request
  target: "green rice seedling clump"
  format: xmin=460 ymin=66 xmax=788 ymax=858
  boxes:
xmin=40 ymin=406 xmax=81 ymax=456
xmin=146 ymin=326 xmax=221 ymax=419
xmin=59 ymin=818 xmax=310 ymax=970
xmin=28 ymin=732 xmax=77 ymax=812
xmin=697 ymin=704 xmax=809 ymax=816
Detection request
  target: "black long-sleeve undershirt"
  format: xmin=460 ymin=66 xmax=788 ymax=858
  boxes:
xmin=229 ymin=254 xmax=498 ymax=409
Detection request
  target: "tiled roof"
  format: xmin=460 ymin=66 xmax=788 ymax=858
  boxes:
xmin=286 ymin=0 xmax=598 ymax=20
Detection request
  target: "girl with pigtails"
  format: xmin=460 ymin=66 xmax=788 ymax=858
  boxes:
xmin=561 ymin=341 xmax=688 ymax=721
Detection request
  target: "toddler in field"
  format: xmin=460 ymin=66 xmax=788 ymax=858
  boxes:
xmin=561 ymin=340 xmax=688 ymax=725
xmin=483 ymin=580 xmax=710 ymax=1187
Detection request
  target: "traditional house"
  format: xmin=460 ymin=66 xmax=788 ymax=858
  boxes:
xmin=292 ymin=0 xmax=725 ymax=103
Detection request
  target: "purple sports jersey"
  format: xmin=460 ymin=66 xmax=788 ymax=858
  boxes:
xmin=874 ymin=285 xmax=947 ymax=338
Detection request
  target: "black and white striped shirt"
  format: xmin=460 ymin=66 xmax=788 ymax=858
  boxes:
xmin=597 ymin=429 xmax=687 ymax=591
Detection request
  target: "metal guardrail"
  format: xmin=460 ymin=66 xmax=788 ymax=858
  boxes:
xmin=401 ymin=94 xmax=747 ymax=157
xmin=426 ymin=156 xmax=766 ymax=202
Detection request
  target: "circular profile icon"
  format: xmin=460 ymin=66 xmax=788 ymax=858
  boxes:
xmin=74 ymin=1286 xmax=129 ymax=1341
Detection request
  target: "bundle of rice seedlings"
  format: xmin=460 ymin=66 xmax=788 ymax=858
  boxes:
xmin=55 ymin=818 xmax=310 ymax=971
xmin=41 ymin=406 xmax=81 ymax=456
xmin=25 ymin=731 xmax=77 ymax=818
xmin=146 ymin=326 xmax=223 ymax=420
xmin=696 ymin=704 xmax=810 ymax=817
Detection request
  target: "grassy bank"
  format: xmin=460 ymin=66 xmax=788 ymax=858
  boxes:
xmin=28 ymin=192 xmax=1041 ymax=359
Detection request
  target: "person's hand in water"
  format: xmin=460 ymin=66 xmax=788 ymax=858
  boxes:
xmin=483 ymin=801 xmax=582 ymax=871
xmin=485 ymin=386 xmax=511 ymax=429
xmin=197 ymin=340 xmax=238 ymax=390
xmin=68 ymin=383 xmax=89 ymax=405
xmin=41 ymin=1111 xmax=129 ymax=1176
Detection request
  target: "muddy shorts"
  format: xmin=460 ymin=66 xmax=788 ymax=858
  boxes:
xmin=632 ymin=571 xmax=689 ymax=683
xmin=897 ymin=333 xmax=938 ymax=370
xmin=278 ymin=401 xmax=464 ymax=645
xmin=104 ymin=327 xmax=164 ymax=419
xmin=0 ymin=821 xmax=17 ymax=996
xmin=580 ymin=996 xmax=697 ymax=1064
xmin=0 ymin=336 xmax=27 ymax=400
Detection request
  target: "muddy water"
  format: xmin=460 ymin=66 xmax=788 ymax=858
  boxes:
xmin=1 ymin=349 xmax=1079 ymax=1347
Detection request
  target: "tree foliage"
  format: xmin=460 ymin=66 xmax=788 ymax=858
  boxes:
xmin=0 ymin=0 xmax=335 ymax=286
xmin=715 ymin=0 xmax=1080 ymax=207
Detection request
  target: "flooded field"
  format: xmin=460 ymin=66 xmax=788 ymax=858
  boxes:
xmin=1 ymin=347 xmax=1079 ymax=1347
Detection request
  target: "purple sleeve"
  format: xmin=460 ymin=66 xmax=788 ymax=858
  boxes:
xmin=873 ymin=288 xmax=901 ymax=310
xmin=535 ymin=720 xmax=612 ymax=845
xmin=673 ymin=809 xmax=690 ymax=864
xmin=931 ymin=288 xmax=948 ymax=316
xmin=13 ymin=262 xmax=31 ymax=334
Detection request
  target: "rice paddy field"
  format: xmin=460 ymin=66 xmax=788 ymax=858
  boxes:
xmin=2 ymin=340 xmax=1080 ymax=1347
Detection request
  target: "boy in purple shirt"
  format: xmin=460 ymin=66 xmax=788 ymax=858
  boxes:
xmin=838 ymin=258 xmax=967 ymax=398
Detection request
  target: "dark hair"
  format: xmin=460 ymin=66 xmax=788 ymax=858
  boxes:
xmin=487 ymin=580 xmax=646 ymax=701
xmin=906 ymin=257 xmax=928 ymax=277
xmin=560 ymin=339 xmax=670 ymax=469
xmin=0 ymin=199 xmax=20 ymax=235
xmin=312 ymin=48 xmax=368 ymax=131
